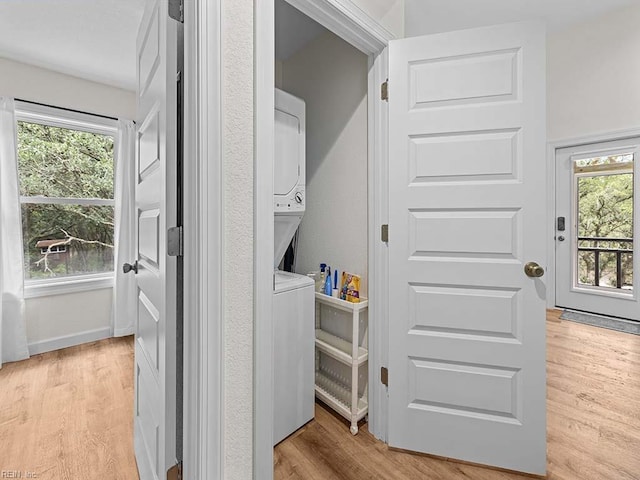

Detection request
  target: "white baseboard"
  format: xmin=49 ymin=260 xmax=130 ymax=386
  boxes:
xmin=28 ymin=327 xmax=112 ymax=356
xmin=113 ymin=326 xmax=135 ymax=337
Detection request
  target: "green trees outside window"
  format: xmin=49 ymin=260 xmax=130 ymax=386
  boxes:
xmin=576 ymin=155 xmax=634 ymax=290
xmin=17 ymin=121 xmax=115 ymax=279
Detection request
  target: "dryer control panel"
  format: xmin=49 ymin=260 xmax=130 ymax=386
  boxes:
xmin=275 ymin=187 xmax=305 ymax=213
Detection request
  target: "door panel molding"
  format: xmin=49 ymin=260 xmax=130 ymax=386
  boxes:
xmin=388 ymin=21 xmax=546 ymax=475
xmin=134 ymin=0 xmax=177 ymax=478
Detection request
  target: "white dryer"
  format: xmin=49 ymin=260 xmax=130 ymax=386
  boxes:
xmin=274 ymin=88 xmax=305 ymax=215
xmin=274 ymin=88 xmax=306 ymax=269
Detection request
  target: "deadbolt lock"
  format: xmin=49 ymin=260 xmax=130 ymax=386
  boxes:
xmin=524 ymin=262 xmax=544 ymax=278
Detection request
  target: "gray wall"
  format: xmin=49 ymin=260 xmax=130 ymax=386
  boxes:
xmin=0 ymin=57 xmax=135 ymax=119
xmin=282 ymin=31 xmax=369 ymax=295
xmin=547 ymin=4 xmax=640 ymax=140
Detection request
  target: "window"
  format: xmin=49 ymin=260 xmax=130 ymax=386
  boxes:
xmin=38 ymin=241 xmax=67 ymax=255
xmin=574 ymin=153 xmax=634 ymax=291
xmin=15 ymin=103 xmax=117 ymax=291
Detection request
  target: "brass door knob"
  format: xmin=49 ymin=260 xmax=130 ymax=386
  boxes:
xmin=524 ymin=262 xmax=544 ymax=278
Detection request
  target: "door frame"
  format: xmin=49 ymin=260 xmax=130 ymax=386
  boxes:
xmin=255 ymin=0 xmax=393 ymax=477
xmin=547 ymin=126 xmax=640 ymax=309
xmin=183 ymin=1 xmax=223 ymax=479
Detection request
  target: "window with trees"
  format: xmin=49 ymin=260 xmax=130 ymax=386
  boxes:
xmin=16 ymin=104 xmax=116 ymax=285
xmin=575 ymin=153 xmax=634 ymax=291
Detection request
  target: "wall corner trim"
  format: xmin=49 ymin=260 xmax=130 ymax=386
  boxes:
xmin=286 ymin=0 xmax=395 ymax=55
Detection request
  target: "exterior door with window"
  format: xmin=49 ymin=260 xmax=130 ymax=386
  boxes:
xmin=556 ymin=139 xmax=639 ymax=320
xmin=133 ymin=0 xmax=179 ymax=478
xmin=387 ymin=21 xmax=547 ymax=474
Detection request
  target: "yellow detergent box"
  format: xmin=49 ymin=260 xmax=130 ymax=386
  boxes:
xmin=341 ymin=272 xmax=361 ymax=303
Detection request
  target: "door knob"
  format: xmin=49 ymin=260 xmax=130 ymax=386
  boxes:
xmin=557 ymin=235 xmax=565 ymax=242
xmin=524 ymin=262 xmax=544 ymax=278
xmin=123 ymin=261 xmax=138 ymax=274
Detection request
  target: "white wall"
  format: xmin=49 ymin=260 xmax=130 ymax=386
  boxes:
xmin=222 ymin=0 xmax=254 ymax=478
xmin=282 ymin=31 xmax=369 ymax=294
xmin=548 ymin=4 xmax=640 ymax=140
xmin=351 ymin=0 xmax=404 ymax=38
xmin=25 ymin=289 xmax=113 ymax=354
xmin=0 ymin=57 xmax=136 ymax=120
xmin=403 ymin=0 xmax=635 ymax=38
xmin=0 ymin=56 xmax=136 ymax=352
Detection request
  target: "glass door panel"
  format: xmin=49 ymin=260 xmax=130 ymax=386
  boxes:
xmin=574 ymin=153 xmax=633 ymax=292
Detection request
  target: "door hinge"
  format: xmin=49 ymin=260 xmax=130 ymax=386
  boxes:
xmin=167 ymin=461 xmax=182 ymax=480
xmin=381 ymin=224 xmax=389 ymax=243
xmin=381 ymin=80 xmax=389 ymax=101
xmin=168 ymin=0 xmax=184 ymax=23
xmin=168 ymin=226 xmax=184 ymax=257
xmin=381 ymin=366 xmax=389 ymax=387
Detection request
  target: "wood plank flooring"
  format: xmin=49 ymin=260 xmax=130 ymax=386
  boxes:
xmin=275 ymin=310 xmax=640 ymax=480
xmin=0 ymin=337 xmax=138 ymax=480
xmin=1 ymin=311 xmax=638 ymax=479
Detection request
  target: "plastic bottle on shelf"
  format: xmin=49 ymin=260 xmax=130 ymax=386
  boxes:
xmin=318 ymin=263 xmax=327 ymax=293
xmin=324 ymin=266 xmax=333 ymax=295
xmin=307 ymin=271 xmax=320 ymax=291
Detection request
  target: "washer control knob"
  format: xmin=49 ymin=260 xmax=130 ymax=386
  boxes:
xmin=295 ymin=192 xmax=303 ymax=204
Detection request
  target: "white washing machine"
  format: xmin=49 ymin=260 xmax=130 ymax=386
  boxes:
xmin=273 ymin=88 xmax=315 ymax=445
xmin=273 ymin=271 xmax=315 ymax=445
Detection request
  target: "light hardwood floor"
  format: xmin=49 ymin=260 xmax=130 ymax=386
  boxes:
xmin=0 ymin=336 xmax=138 ymax=480
xmin=275 ymin=310 xmax=640 ymax=480
xmin=1 ymin=312 xmax=638 ymax=479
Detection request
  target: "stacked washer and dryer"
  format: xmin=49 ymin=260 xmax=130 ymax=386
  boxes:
xmin=273 ymin=88 xmax=315 ymax=445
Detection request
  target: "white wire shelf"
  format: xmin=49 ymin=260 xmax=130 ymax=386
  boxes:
xmin=315 ymin=289 xmax=369 ymax=434
xmin=314 ymin=370 xmax=368 ymax=422
xmin=315 ymin=328 xmax=368 ymax=366
xmin=315 ymin=292 xmax=368 ymax=313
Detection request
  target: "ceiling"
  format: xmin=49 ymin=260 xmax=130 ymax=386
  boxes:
xmin=405 ymin=0 xmax=639 ymax=37
xmin=276 ymin=0 xmax=327 ymax=61
xmin=0 ymin=0 xmax=636 ymax=90
xmin=0 ymin=0 xmax=145 ymax=91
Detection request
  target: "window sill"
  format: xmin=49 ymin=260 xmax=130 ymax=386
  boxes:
xmin=24 ymin=273 xmax=114 ymax=299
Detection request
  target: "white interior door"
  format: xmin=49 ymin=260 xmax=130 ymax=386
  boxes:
xmin=134 ymin=1 xmax=178 ymax=478
xmin=388 ymin=22 xmax=547 ymax=474
xmin=556 ymin=139 xmax=639 ymax=320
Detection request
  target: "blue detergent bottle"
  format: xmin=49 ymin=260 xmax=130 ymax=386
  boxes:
xmin=324 ymin=266 xmax=333 ymax=295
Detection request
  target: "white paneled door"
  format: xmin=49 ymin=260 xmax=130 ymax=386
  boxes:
xmin=388 ymin=22 xmax=547 ymax=474
xmin=134 ymin=0 xmax=178 ymax=479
